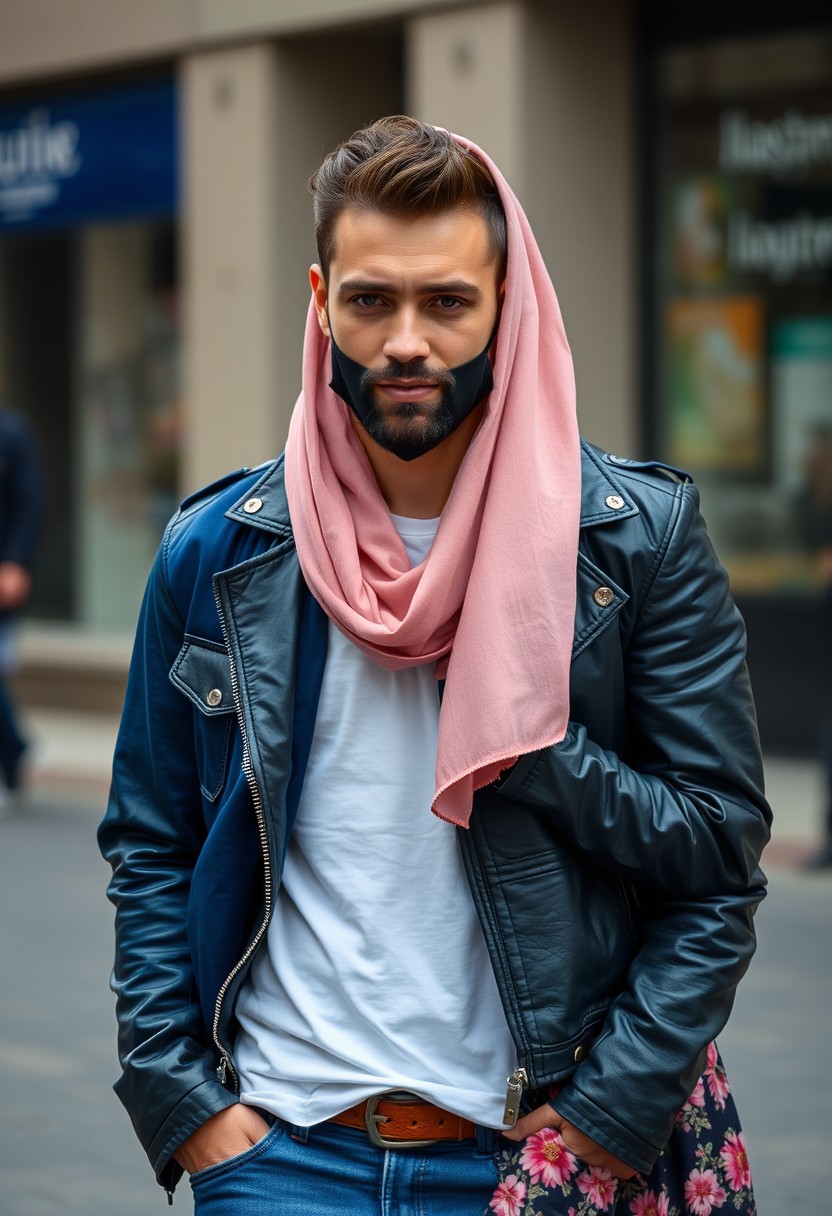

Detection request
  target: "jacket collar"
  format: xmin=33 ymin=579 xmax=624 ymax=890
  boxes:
xmin=578 ymin=440 xmax=638 ymax=528
xmin=226 ymin=441 xmax=638 ymax=535
xmin=225 ymin=455 xmax=293 ymax=535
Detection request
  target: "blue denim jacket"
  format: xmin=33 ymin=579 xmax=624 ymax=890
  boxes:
xmin=99 ymin=441 xmax=771 ymax=1197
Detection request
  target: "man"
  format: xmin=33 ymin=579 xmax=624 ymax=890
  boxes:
xmin=0 ymin=403 xmax=41 ymax=803
xmin=100 ymin=118 xmax=770 ymax=1215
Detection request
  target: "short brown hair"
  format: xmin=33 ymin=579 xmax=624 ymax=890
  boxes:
xmin=310 ymin=115 xmax=507 ymax=277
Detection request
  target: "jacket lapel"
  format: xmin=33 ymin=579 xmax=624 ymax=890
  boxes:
xmin=214 ymin=459 xmax=325 ymax=864
xmin=572 ymin=443 xmax=635 ymax=659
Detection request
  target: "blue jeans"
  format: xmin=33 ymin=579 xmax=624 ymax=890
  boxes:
xmin=189 ymin=1115 xmax=499 ymax=1215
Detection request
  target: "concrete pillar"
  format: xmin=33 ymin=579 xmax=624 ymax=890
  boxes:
xmin=182 ymin=34 xmax=404 ymax=491
xmin=524 ymin=0 xmax=636 ymax=456
xmin=181 ymin=44 xmax=280 ymax=492
xmin=270 ymin=32 xmax=403 ymax=439
xmin=406 ymin=0 xmax=636 ymax=456
xmin=406 ymin=2 xmax=526 ymax=190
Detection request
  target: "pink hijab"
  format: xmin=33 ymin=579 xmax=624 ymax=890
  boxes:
xmin=284 ymin=133 xmax=580 ymax=827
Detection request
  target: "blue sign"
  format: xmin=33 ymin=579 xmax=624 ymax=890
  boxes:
xmin=0 ymin=79 xmax=178 ymax=231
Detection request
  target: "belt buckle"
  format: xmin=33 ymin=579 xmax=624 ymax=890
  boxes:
xmin=364 ymin=1089 xmax=436 ymax=1150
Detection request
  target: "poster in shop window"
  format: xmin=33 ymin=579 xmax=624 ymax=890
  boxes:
xmin=665 ymin=295 xmax=766 ymax=474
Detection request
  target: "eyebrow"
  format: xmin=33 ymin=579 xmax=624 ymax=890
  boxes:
xmin=337 ymin=277 xmax=483 ymax=298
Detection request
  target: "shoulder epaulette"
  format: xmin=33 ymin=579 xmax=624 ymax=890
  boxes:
xmin=603 ymin=452 xmax=693 ymax=485
xmin=177 ymin=462 xmax=270 ymax=514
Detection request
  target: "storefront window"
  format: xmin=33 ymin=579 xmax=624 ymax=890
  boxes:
xmin=0 ymin=77 xmax=179 ymax=632
xmin=0 ymin=221 xmax=179 ymax=629
xmin=655 ymin=32 xmax=832 ymax=595
xmin=75 ymin=223 xmax=180 ymax=630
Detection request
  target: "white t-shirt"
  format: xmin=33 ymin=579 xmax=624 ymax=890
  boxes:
xmin=234 ymin=513 xmax=517 ymax=1128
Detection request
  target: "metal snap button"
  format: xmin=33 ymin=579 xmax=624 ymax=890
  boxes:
xmin=243 ymin=497 xmax=263 ymax=514
xmin=206 ymin=688 xmax=223 ymax=707
xmin=605 ymin=494 xmax=625 ymax=510
xmin=574 ymin=1045 xmax=587 ymax=1063
xmin=594 ymin=586 xmax=614 ymax=607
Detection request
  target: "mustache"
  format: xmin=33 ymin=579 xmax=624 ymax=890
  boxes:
xmin=360 ymin=360 xmax=455 ymax=389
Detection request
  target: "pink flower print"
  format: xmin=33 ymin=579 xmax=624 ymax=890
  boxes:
xmin=720 ymin=1131 xmax=752 ymax=1191
xmin=686 ymin=1077 xmax=706 ymax=1108
xmin=684 ymin=1168 xmax=727 ymax=1215
xmin=490 ymin=1173 xmax=527 ymax=1216
xmin=706 ymin=1065 xmax=730 ymax=1110
xmin=576 ymin=1165 xmax=618 ymax=1210
xmin=519 ymin=1126 xmax=578 ymax=1188
xmin=704 ymin=1044 xmax=729 ymax=1110
xmin=629 ymin=1190 xmax=669 ymax=1216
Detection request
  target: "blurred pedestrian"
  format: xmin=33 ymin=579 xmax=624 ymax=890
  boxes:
xmin=100 ymin=117 xmax=770 ymax=1215
xmin=794 ymin=424 xmax=832 ymax=868
xmin=0 ymin=402 xmax=41 ymax=802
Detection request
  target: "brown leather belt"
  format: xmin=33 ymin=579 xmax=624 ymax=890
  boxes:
xmin=330 ymin=1090 xmax=477 ymax=1149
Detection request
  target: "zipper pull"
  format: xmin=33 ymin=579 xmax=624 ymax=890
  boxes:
xmin=502 ymin=1067 xmax=528 ymax=1127
xmin=217 ymin=1056 xmax=228 ymax=1084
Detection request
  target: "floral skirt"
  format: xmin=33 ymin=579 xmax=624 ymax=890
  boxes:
xmin=489 ymin=1045 xmax=755 ymax=1216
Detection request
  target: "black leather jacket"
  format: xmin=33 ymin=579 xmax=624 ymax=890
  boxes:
xmin=99 ymin=441 xmax=770 ymax=1195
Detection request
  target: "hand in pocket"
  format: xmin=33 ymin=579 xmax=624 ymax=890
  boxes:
xmin=175 ymin=1105 xmax=271 ymax=1175
xmin=503 ymin=1102 xmax=636 ymax=1179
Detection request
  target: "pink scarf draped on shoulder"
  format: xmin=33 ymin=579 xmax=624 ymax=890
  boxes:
xmin=284 ymin=133 xmax=580 ymax=828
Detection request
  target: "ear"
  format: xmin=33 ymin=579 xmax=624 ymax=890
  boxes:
xmin=309 ymin=265 xmax=331 ymax=337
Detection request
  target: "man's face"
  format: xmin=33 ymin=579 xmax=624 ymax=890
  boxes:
xmin=310 ymin=208 xmax=503 ymax=458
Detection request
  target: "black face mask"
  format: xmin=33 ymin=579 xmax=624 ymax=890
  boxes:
xmin=328 ymin=331 xmax=495 ymax=462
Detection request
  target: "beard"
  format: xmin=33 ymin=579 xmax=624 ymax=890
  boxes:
xmin=356 ymin=360 xmax=458 ymax=461
xmin=329 ymin=333 xmax=495 ymax=462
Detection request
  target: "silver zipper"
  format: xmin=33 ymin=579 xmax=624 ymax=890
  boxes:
xmin=210 ymin=580 xmax=274 ymax=1087
xmin=502 ymin=1066 xmax=528 ymax=1126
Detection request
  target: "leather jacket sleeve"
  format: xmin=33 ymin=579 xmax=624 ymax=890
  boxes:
xmin=98 ymin=542 xmax=237 ymax=1191
xmin=498 ymin=483 xmax=771 ymax=1169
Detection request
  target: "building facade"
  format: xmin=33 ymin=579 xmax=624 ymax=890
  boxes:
xmin=0 ymin=0 xmax=829 ymax=751
xmin=641 ymin=0 xmax=832 ymax=752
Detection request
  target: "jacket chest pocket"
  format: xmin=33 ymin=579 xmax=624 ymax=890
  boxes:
xmin=572 ymin=551 xmax=627 ymax=660
xmin=170 ymin=635 xmax=236 ymax=802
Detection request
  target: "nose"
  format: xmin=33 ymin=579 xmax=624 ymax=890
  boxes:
xmin=382 ymin=311 xmax=430 ymax=366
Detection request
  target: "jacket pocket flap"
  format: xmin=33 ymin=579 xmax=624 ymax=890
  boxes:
xmin=572 ymin=553 xmax=628 ymax=660
xmin=170 ymin=636 xmax=234 ymax=716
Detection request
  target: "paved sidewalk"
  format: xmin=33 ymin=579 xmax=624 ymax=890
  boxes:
xmin=21 ymin=707 xmax=118 ymax=801
xmin=758 ymin=753 xmax=827 ymax=866
xmin=19 ymin=706 xmax=829 ymax=867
